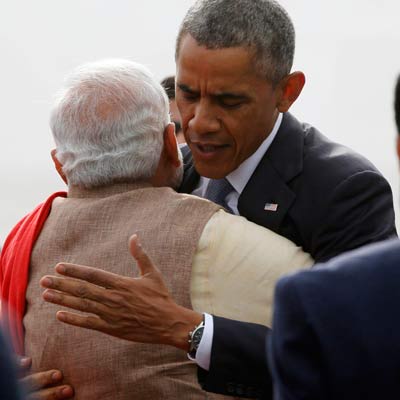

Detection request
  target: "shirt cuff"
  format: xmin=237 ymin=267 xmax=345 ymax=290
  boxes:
xmin=194 ymin=313 xmax=213 ymax=371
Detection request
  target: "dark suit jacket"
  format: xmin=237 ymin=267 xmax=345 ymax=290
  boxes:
xmin=180 ymin=112 xmax=396 ymax=262
xmin=179 ymin=112 xmax=397 ymax=398
xmin=270 ymin=238 xmax=400 ymax=400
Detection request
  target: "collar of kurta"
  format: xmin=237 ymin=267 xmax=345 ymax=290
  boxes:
xmin=67 ymin=181 xmax=152 ymax=198
xmin=0 ymin=191 xmax=67 ymax=355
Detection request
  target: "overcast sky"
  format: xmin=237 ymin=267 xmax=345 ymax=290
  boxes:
xmin=1 ymin=0 xmax=400 ymax=244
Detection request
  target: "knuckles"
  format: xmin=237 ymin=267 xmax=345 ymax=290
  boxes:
xmin=75 ymin=285 xmax=88 ymax=298
xmin=105 ymin=291 xmax=127 ymax=308
xmin=80 ymin=297 xmax=95 ymax=312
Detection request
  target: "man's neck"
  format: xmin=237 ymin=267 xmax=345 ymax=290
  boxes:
xmin=68 ymin=181 xmax=152 ymax=198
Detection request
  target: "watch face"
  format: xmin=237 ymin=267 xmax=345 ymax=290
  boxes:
xmin=192 ymin=327 xmax=204 ymax=346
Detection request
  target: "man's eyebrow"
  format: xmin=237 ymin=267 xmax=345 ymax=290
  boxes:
xmin=177 ymin=83 xmax=198 ymax=95
xmin=177 ymin=84 xmax=248 ymax=100
xmin=214 ymin=92 xmax=249 ymax=100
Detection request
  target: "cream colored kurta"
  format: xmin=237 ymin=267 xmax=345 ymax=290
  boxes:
xmin=191 ymin=210 xmax=313 ymax=326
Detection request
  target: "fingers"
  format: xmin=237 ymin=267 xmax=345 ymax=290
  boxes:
xmin=20 ymin=370 xmax=63 ymax=392
xmin=129 ymin=234 xmax=159 ymax=277
xmin=26 ymin=385 xmax=74 ymax=400
xmin=40 ymin=275 xmax=107 ymax=303
xmin=42 ymin=288 xmax=108 ymax=316
xmin=17 ymin=363 xmax=73 ymax=399
xmin=56 ymin=311 xmax=108 ymax=333
xmin=51 ymin=263 xmax=124 ymax=288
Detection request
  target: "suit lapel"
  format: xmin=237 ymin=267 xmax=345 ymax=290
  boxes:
xmin=238 ymin=158 xmax=296 ymax=231
xmin=238 ymin=113 xmax=304 ymax=232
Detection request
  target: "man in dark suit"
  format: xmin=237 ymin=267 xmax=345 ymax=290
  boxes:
xmin=269 ymin=239 xmax=400 ymax=400
xmin=176 ymin=0 xmax=396 ymax=263
xmin=268 ymin=74 xmax=400 ymax=400
xmin=40 ymin=1 xmax=396 ymax=399
xmin=174 ymin=0 xmax=395 ymax=397
xmin=180 ymin=111 xmax=394 ymax=262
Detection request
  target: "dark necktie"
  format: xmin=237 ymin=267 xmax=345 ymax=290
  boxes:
xmin=204 ymin=178 xmax=234 ymax=213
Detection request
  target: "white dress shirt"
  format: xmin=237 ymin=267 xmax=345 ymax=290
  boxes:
xmin=190 ymin=113 xmax=283 ymax=370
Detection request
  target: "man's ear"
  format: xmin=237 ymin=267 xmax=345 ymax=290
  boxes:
xmin=276 ymin=71 xmax=306 ymax=113
xmin=51 ymin=149 xmax=68 ymax=184
xmin=163 ymin=123 xmax=181 ymax=168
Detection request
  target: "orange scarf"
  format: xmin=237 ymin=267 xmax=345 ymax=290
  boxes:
xmin=0 ymin=192 xmax=67 ymax=355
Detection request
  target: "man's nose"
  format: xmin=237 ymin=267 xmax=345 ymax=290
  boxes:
xmin=188 ymin=101 xmax=220 ymax=135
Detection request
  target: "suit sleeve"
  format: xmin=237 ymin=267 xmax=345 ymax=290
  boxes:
xmin=0 ymin=331 xmax=22 ymax=400
xmin=268 ymin=276 xmax=328 ymax=400
xmin=312 ymin=170 xmax=396 ymax=262
xmin=198 ymin=316 xmax=272 ymax=398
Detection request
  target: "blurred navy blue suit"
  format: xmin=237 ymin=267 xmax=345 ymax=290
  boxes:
xmin=0 ymin=330 xmax=21 ymax=400
xmin=270 ymin=239 xmax=400 ymax=400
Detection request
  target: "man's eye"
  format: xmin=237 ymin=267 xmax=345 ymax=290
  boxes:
xmin=182 ymin=93 xmax=198 ymax=102
xmin=220 ymin=99 xmax=243 ymax=109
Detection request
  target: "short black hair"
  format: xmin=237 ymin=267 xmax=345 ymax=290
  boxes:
xmin=176 ymin=0 xmax=295 ymax=84
xmin=395 ymin=75 xmax=400 ymax=134
xmin=161 ymin=76 xmax=175 ymax=100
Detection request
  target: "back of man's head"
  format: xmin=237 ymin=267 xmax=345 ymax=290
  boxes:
xmin=160 ymin=76 xmax=176 ymax=100
xmin=395 ymin=75 xmax=400 ymax=135
xmin=50 ymin=59 xmax=170 ymax=189
xmin=176 ymin=0 xmax=295 ymax=84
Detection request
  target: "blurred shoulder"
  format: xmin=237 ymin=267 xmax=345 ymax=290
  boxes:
xmin=276 ymin=238 xmax=400 ymax=299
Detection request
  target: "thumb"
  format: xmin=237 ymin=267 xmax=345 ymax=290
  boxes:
xmin=129 ymin=234 xmax=160 ymax=277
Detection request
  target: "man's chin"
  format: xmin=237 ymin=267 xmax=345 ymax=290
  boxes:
xmin=192 ymin=163 xmax=233 ymax=180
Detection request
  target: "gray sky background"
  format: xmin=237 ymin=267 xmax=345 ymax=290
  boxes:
xmin=1 ymin=0 xmax=400 ymax=244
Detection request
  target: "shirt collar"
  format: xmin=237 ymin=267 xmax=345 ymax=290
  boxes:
xmin=225 ymin=113 xmax=282 ymax=195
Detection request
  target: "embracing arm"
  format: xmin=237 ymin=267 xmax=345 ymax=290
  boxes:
xmin=41 ymin=217 xmax=312 ymax=399
xmin=41 ymin=234 xmax=271 ymax=398
xmin=40 ymin=235 xmax=202 ymax=352
xmin=198 ymin=317 xmax=272 ymax=398
xmin=42 ymin=255 xmax=272 ymax=400
xmin=192 ymin=212 xmax=313 ymax=398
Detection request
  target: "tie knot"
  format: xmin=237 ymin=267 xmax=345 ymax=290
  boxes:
xmin=204 ymin=178 xmax=234 ymax=212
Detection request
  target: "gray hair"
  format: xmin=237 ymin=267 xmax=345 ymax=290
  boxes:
xmin=176 ymin=0 xmax=295 ymax=84
xmin=50 ymin=59 xmax=170 ymax=188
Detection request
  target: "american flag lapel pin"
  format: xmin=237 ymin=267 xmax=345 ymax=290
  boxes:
xmin=264 ymin=202 xmax=278 ymax=212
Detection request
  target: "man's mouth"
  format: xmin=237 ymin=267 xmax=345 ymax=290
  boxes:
xmin=191 ymin=142 xmax=230 ymax=155
xmin=198 ymin=144 xmax=224 ymax=153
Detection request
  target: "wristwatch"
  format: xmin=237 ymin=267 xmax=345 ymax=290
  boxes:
xmin=188 ymin=318 xmax=205 ymax=360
